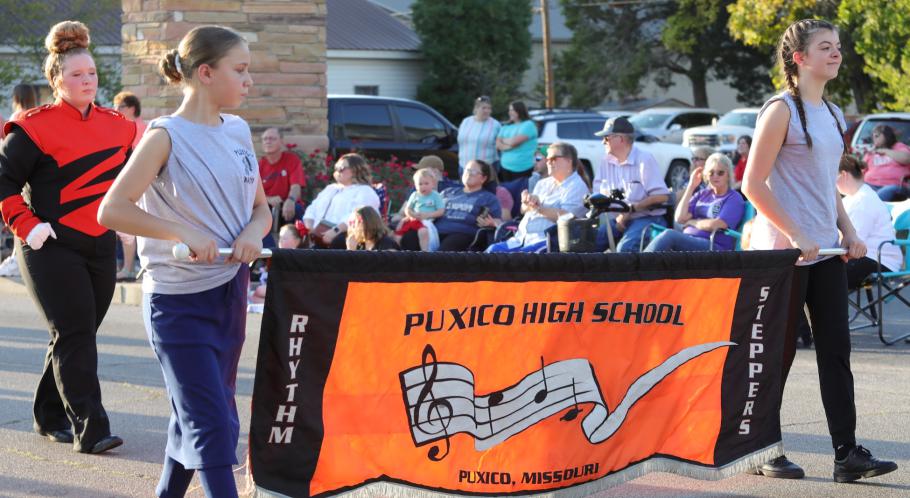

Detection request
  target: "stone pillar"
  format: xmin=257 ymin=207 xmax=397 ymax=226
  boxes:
xmin=121 ymin=0 xmax=327 ymax=152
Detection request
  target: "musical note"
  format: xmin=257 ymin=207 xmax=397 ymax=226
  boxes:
xmin=399 ymin=341 xmax=734 ymax=456
xmin=412 ymin=345 xmax=452 ymax=461
xmin=534 ymin=356 xmax=548 ymax=404
xmin=560 ymin=381 xmax=583 ymax=422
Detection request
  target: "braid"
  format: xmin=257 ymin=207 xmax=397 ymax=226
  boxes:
xmin=787 ymin=74 xmax=813 ymax=149
xmin=777 ymin=19 xmax=837 ymax=150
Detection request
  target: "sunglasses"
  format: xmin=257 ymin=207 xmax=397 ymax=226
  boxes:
xmin=707 ymin=170 xmax=726 ymax=177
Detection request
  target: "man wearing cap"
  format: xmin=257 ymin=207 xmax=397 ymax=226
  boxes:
xmin=259 ymin=128 xmax=305 ymax=231
xmin=592 ymin=117 xmax=670 ymax=252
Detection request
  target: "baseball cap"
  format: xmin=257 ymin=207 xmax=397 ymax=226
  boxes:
xmin=414 ymin=155 xmax=444 ymax=171
xmin=594 ymin=117 xmax=635 ymax=137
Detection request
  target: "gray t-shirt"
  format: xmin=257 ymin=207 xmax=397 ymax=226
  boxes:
xmin=137 ymin=114 xmax=258 ymax=294
xmin=751 ymin=92 xmax=846 ymax=264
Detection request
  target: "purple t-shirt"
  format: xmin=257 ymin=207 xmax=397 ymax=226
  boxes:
xmin=682 ymin=189 xmax=745 ymax=250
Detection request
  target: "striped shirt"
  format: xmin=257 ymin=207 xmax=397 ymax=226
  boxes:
xmin=457 ymin=116 xmax=501 ymax=171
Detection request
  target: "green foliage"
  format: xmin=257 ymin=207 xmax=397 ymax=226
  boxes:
xmin=412 ymin=0 xmax=532 ymax=121
xmin=0 ymin=0 xmax=122 ymax=106
xmin=840 ymin=0 xmax=910 ymax=110
xmin=726 ymin=0 xmax=894 ymax=112
xmin=555 ymin=0 xmax=772 ymax=109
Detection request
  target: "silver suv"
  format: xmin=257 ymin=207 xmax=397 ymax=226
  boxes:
xmin=628 ymin=107 xmax=718 ymax=144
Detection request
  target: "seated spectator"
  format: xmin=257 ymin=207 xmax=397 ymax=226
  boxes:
xmin=302 ymin=153 xmax=379 ymax=248
xmin=259 ymin=127 xmax=305 ymax=231
xmin=837 ymin=154 xmax=902 ymax=287
xmin=592 ymin=117 xmax=670 ymax=252
xmin=390 ymin=155 xmax=460 ymax=226
xmin=863 ymin=124 xmax=910 ymax=201
xmin=346 ymin=206 xmax=400 ymax=251
xmin=487 ymin=143 xmax=589 ymax=253
xmin=644 ymin=153 xmax=744 ymax=252
xmin=400 ymin=160 xmax=502 ymax=251
xmin=394 ymin=168 xmax=445 ymax=251
xmin=732 ymin=135 xmax=751 ymax=189
xmin=248 ymin=224 xmax=304 ymax=310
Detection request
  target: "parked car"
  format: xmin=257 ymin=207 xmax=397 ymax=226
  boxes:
xmin=682 ymin=108 xmax=760 ymax=154
xmin=628 ymin=107 xmax=718 ymax=144
xmin=328 ymin=95 xmax=459 ymax=178
xmin=533 ymin=112 xmax=693 ymax=193
xmin=849 ymin=112 xmax=910 ymax=156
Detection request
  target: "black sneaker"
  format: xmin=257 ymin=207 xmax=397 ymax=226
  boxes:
xmin=748 ymin=455 xmax=805 ymax=479
xmin=833 ymin=445 xmax=897 ymax=483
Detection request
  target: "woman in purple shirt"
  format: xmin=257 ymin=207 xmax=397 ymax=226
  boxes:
xmin=644 ymin=153 xmax=744 ymax=252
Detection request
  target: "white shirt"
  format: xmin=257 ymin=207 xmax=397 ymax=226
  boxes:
xmin=592 ymin=145 xmax=669 ymax=219
xmin=515 ymin=171 xmax=590 ymax=245
xmin=843 ymin=183 xmax=902 ymax=272
xmin=303 ymin=183 xmax=380 ymax=226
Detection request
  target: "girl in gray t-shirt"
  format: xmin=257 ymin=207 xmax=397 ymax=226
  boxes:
xmin=98 ymin=26 xmax=271 ymax=497
xmin=741 ymin=19 xmax=896 ymax=483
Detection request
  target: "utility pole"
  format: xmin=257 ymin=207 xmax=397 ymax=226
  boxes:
xmin=540 ymin=0 xmax=556 ymax=109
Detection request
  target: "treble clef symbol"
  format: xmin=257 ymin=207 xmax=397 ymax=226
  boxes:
xmin=413 ymin=344 xmax=453 ymax=462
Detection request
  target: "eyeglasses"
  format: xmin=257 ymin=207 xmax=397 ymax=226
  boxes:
xmin=707 ymin=170 xmax=726 ymax=177
xmin=692 ymin=156 xmax=707 ymax=162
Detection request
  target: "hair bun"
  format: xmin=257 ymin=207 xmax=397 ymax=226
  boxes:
xmin=45 ymin=21 xmax=90 ymax=54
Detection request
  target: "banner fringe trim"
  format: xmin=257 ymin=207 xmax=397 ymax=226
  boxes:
xmin=249 ymin=443 xmax=782 ymax=498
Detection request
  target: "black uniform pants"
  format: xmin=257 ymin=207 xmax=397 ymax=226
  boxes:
xmin=781 ymin=256 xmax=856 ymax=450
xmin=16 ymin=230 xmax=116 ymax=450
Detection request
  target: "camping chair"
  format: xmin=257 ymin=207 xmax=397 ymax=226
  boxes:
xmin=848 ymin=208 xmax=910 ymax=345
xmin=640 ymin=200 xmax=754 ymax=252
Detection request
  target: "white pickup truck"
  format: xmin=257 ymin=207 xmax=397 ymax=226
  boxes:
xmin=682 ymin=108 xmax=760 ymax=155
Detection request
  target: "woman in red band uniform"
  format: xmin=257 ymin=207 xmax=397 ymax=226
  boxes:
xmin=0 ymin=21 xmax=134 ymax=454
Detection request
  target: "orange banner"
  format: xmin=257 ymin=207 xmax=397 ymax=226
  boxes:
xmin=312 ymin=279 xmax=737 ymax=494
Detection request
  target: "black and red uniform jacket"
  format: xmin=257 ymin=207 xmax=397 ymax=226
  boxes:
xmin=0 ymin=100 xmax=135 ymax=241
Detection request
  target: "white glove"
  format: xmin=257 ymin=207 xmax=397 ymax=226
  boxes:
xmin=25 ymin=223 xmax=57 ymax=250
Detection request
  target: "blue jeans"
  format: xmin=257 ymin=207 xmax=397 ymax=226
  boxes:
xmin=643 ymin=229 xmax=711 ymax=252
xmin=486 ymin=239 xmax=548 ymax=253
xmin=595 ymin=215 xmax=666 ymax=253
xmin=868 ymin=183 xmax=910 ymax=202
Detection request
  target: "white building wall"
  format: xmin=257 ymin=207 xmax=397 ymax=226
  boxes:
xmin=327 ymin=50 xmax=424 ymax=99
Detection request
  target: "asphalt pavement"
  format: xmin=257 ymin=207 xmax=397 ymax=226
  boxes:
xmin=0 ymin=276 xmax=907 ymax=497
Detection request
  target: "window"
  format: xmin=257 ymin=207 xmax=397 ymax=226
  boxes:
xmin=397 ymin=106 xmax=447 ymax=143
xmin=688 ymin=113 xmax=717 ymax=127
xmin=556 ymin=121 xmax=591 ymax=140
xmin=342 ymin=104 xmax=395 ymax=141
xmin=857 ymin=119 xmax=910 ymax=148
xmin=354 ymin=85 xmax=379 ymax=96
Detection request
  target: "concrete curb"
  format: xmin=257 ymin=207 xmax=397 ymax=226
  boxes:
xmin=1 ymin=276 xmax=143 ymax=306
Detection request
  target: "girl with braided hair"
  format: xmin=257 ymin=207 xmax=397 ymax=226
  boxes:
xmin=742 ymin=19 xmax=897 ymax=482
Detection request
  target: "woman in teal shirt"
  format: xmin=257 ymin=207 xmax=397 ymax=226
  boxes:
xmin=496 ymin=100 xmax=538 ymax=181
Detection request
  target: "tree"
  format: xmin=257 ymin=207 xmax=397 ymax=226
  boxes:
xmin=727 ymin=0 xmax=881 ymax=112
xmin=839 ymin=0 xmax=910 ymax=110
xmin=412 ymin=0 xmax=532 ymax=121
xmin=554 ymin=0 xmax=773 ymax=109
xmin=0 ymin=0 xmax=122 ymax=107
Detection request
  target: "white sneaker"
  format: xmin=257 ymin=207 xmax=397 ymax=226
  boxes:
xmin=0 ymin=255 xmax=19 ymax=277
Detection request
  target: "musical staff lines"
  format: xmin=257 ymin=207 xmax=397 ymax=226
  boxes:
xmin=399 ymin=341 xmax=734 ymax=461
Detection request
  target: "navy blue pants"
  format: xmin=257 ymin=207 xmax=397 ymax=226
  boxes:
xmin=142 ymin=267 xmax=248 ymax=474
